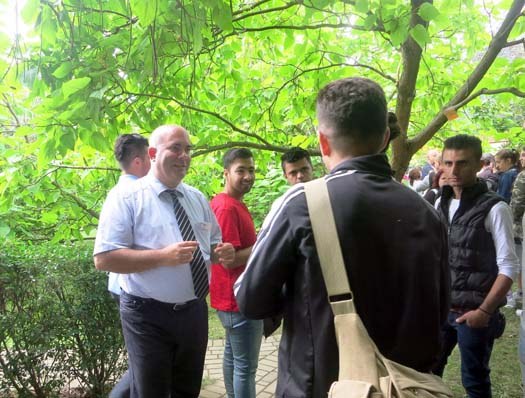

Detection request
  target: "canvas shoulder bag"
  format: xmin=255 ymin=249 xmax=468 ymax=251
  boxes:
xmin=304 ymin=177 xmax=453 ymax=398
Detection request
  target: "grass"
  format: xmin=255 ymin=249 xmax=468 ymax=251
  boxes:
xmin=207 ymin=302 xmax=523 ymax=397
xmin=207 ymin=297 xmax=225 ymax=340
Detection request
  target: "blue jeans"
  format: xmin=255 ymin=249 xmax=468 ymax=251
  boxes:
xmin=217 ymin=311 xmax=263 ymax=398
xmin=433 ymin=310 xmax=503 ymax=398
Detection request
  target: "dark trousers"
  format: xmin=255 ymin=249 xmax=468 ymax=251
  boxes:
xmin=120 ymin=292 xmax=208 ymax=398
xmin=109 ymin=291 xmax=131 ymax=398
xmin=432 ymin=310 xmax=503 ymax=398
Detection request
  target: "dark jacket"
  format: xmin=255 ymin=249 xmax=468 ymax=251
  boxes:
xmin=497 ymin=167 xmax=518 ymax=203
xmin=438 ymin=182 xmax=504 ymax=309
xmin=236 ymin=154 xmax=450 ymax=398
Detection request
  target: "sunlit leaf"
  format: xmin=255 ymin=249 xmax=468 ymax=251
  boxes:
xmin=61 ymin=77 xmax=91 ymax=99
xmin=212 ymin=5 xmax=233 ymax=32
xmin=52 ymin=62 xmax=74 ymax=79
xmin=410 ymin=24 xmax=431 ymax=49
xmin=130 ymin=0 xmax=157 ymax=27
xmin=418 ymin=3 xmax=440 ymax=21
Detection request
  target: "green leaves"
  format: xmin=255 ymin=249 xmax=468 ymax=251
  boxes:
xmin=130 ymin=0 xmax=157 ymax=27
xmin=418 ymin=3 xmax=440 ymax=21
xmin=355 ymin=0 xmax=369 ymax=13
xmin=212 ymin=3 xmax=233 ymax=32
xmin=410 ymin=24 xmax=431 ymax=48
xmin=0 ymin=222 xmax=10 ymax=238
xmin=61 ymin=77 xmax=91 ymax=99
xmin=0 ymin=0 xmax=523 ymax=243
xmin=52 ymin=62 xmax=74 ymax=79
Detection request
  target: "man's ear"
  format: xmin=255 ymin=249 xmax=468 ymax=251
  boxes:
xmin=318 ymin=131 xmax=331 ymax=157
xmin=379 ymin=128 xmax=391 ymax=152
xmin=148 ymin=147 xmax=156 ymax=160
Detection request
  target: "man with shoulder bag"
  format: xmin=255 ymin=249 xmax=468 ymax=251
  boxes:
xmin=235 ymin=77 xmax=451 ymax=398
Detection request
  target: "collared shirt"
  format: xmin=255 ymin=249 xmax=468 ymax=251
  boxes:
xmin=94 ymin=172 xmax=222 ymax=303
xmin=107 ymin=174 xmax=139 ymax=295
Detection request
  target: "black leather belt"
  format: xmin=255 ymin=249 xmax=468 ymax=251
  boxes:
xmin=122 ymin=291 xmax=200 ymax=312
xmin=171 ymin=299 xmax=199 ymax=311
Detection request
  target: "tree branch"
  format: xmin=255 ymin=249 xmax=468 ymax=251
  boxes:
xmin=233 ymin=0 xmax=273 ymax=16
xmin=235 ymin=23 xmax=382 ymax=33
xmin=504 ymin=37 xmax=525 ymax=47
xmin=396 ymin=0 xmax=429 ymax=136
xmin=233 ymin=1 xmax=300 ymax=22
xmin=1 ymin=94 xmax=21 ymax=128
xmin=192 ymin=141 xmax=321 ymax=157
xmin=62 ymin=3 xmax=133 ymax=20
xmin=122 ymin=90 xmax=273 ymax=146
xmin=452 ymin=87 xmax=525 ymax=109
xmin=50 ymin=164 xmax=119 ymax=172
xmin=409 ymin=0 xmax=525 ymax=149
xmin=50 ymin=180 xmax=100 ymax=220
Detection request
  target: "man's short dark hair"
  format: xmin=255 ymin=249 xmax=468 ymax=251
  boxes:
xmin=114 ymin=134 xmax=149 ymax=169
xmin=280 ymin=147 xmax=312 ymax=172
xmin=443 ymin=134 xmax=482 ymax=161
xmin=223 ymin=148 xmax=253 ymax=169
xmin=316 ymin=77 xmax=388 ymax=148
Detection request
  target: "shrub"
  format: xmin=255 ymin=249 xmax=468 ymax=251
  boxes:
xmin=0 ymin=242 xmax=126 ymax=397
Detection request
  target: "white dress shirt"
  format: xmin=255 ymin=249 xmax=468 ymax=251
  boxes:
xmin=94 ymin=173 xmax=222 ymax=303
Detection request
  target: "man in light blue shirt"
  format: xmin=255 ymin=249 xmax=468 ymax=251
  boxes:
xmin=94 ymin=125 xmax=235 ymax=398
xmin=107 ymin=134 xmax=151 ymax=301
xmin=104 ymin=133 xmax=150 ymax=398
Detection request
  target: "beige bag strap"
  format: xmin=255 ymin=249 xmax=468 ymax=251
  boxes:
xmin=303 ymin=177 xmax=353 ymax=304
xmin=304 ymin=177 xmax=380 ymax=387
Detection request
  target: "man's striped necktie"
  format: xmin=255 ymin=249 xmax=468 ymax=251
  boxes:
xmin=168 ymin=190 xmax=209 ymax=299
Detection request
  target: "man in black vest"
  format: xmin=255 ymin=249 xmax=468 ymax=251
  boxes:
xmin=433 ymin=134 xmax=517 ymax=398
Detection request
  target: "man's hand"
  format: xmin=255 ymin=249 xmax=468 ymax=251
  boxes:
xmin=161 ymin=241 xmax=199 ymax=265
xmin=214 ymin=242 xmax=235 ymax=268
xmin=456 ymin=309 xmax=490 ymax=328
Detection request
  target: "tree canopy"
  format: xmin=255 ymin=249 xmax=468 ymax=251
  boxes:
xmin=0 ymin=0 xmax=524 ymax=242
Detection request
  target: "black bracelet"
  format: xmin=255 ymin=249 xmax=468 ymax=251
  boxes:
xmin=478 ymin=307 xmax=492 ymax=315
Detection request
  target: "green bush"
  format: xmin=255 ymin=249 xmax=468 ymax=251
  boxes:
xmin=0 ymin=242 xmax=126 ymax=397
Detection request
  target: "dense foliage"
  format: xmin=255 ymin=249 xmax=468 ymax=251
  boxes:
xmin=0 ymin=242 xmax=126 ymax=397
xmin=0 ymin=0 xmax=523 ymax=242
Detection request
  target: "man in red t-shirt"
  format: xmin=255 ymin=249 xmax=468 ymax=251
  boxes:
xmin=210 ymin=148 xmax=262 ymax=398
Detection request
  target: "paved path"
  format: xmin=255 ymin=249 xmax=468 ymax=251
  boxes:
xmin=200 ymin=335 xmax=280 ymax=398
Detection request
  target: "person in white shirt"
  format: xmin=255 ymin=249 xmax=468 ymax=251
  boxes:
xmin=107 ymin=134 xmax=151 ymax=301
xmin=94 ymin=125 xmax=235 ymax=398
xmin=432 ymin=134 xmax=517 ymax=398
xmin=105 ymin=133 xmax=150 ymax=398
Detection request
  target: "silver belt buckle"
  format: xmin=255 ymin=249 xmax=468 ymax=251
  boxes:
xmin=172 ymin=302 xmax=187 ymax=311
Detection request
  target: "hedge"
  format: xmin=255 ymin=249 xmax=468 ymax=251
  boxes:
xmin=0 ymin=242 xmax=126 ymax=397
